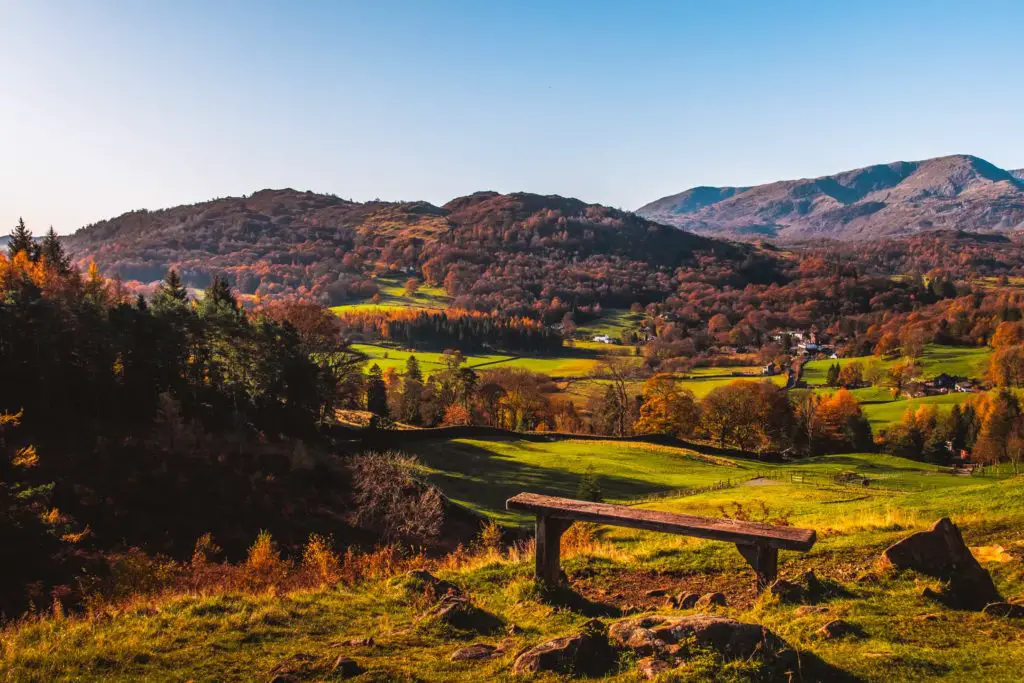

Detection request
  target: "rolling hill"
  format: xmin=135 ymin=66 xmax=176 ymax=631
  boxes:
xmin=64 ymin=189 xmax=766 ymax=309
xmin=638 ymin=154 xmax=1024 ymax=241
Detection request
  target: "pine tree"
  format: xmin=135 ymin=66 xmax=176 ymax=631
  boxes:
xmin=39 ymin=227 xmax=70 ymax=273
xmin=826 ymin=363 xmax=840 ymax=387
xmin=8 ymin=218 xmax=37 ymax=260
xmin=401 ymin=355 xmax=423 ymax=424
xmin=366 ymin=364 xmax=388 ymax=416
xmin=198 ymin=275 xmax=239 ymax=318
xmin=153 ymin=269 xmax=190 ymax=313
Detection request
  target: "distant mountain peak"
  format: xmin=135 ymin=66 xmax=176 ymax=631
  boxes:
xmin=638 ymin=155 xmax=1024 ymax=241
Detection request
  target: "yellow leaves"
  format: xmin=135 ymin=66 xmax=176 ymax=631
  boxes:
xmin=972 ymin=545 xmax=1013 ymax=563
xmin=12 ymin=444 xmax=39 ymax=468
xmin=0 ymin=409 xmax=23 ymax=429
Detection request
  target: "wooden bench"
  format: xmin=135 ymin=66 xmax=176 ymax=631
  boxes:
xmin=506 ymin=493 xmax=816 ymax=591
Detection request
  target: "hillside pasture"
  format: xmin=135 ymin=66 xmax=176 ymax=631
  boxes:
xmin=802 ymin=344 xmax=992 ymax=387
xmin=406 ymin=437 xmax=747 ymax=523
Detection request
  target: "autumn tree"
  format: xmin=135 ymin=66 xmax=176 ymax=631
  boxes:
xmin=991 ymin=321 xmax=1024 ymax=349
xmin=812 ymin=388 xmax=872 ymax=453
xmin=699 ymin=381 xmax=793 ymax=453
xmin=987 ymin=345 xmax=1024 ymax=388
xmin=838 ymin=361 xmax=864 ymax=388
xmin=972 ymin=390 xmax=1021 ymax=468
xmin=633 ymin=374 xmax=699 ymax=438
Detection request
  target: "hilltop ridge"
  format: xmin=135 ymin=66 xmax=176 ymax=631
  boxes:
xmin=638 ymin=154 xmax=1024 ymax=241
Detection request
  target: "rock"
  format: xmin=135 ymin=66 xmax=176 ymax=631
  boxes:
xmin=506 ymin=623 xmax=523 ymax=635
xmin=880 ymin=518 xmax=1002 ymax=610
xmin=855 ymin=570 xmax=880 ymax=585
xmin=982 ymin=602 xmax=1024 ymax=619
xmin=405 ymin=569 xmax=460 ymax=598
xmin=450 ymin=643 xmax=498 ymax=661
xmin=343 ymin=637 xmax=374 ymax=647
xmin=802 ymin=570 xmax=825 ymax=600
xmin=609 ymin=614 xmax=786 ymax=660
xmin=511 ymin=619 xmax=614 ymax=676
xmin=636 ymin=656 xmax=672 ymax=679
xmin=268 ymin=677 xmax=295 ymax=683
xmin=663 ymin=596 xmax=678 ymax=609
xmin=678 ymin=593 xmax=700 ymax=609
xmin=418 ymin=595 xmax=503 ymax=634
xmin=794 ymin=605 xmax=830 ymax=616
xmin=916 ymin=613 xmax=942 ymax=622
xmin=768 ymin=579 xmax=805 ymax=604
xmin=330 ymin=656 xmax=363 ymax=679
xmin=816 ymin=619 xmax=861 ymax=640
xmin=645 ymin=588 xmax=668 ymax=598
xmin=695 ymin=592 xmax=727 ymax=608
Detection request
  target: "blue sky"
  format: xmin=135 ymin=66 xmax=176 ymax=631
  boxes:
xmin=3 ymin=0 xmax=1024 ymax=233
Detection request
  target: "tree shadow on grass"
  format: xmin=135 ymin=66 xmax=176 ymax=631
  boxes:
xmin=405 ymin=439 xmax=672 ymax=521
xmin=539 ymin=582 xmax=622 ymax=618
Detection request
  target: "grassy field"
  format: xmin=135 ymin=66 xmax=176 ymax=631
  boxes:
xmin=407 ymin=437 xmax=746 ymax=523
xmin=5 ymin=437 xmax=1022 ymax=681
xmin=330 ymin=277 xmax=451 ymax=315
xmin=802 ymin=344 xmax=992 ymax=386
xmin=406 ymin=437 xmax=1000 ymax=524
xmin=860 ymin=392 xmax=973 ymax=429
xmin=805 ymin=385 xmax=976 ymax=430
xmin=354 ymin=343 xmax=636 ymax=378
xmin=574 ymin=308 xmax=644 ymax=341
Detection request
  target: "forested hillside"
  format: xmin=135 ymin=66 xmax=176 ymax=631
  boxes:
xmin=65 ymin=189 xmax=765 ymax=314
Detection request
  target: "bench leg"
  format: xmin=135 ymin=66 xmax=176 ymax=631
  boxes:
xmin=535 ymin=515 xmax=570 ymax=587
xmin=736 ymin=543 xmax=778 ymax=593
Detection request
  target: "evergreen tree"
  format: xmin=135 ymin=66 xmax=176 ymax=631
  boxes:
xmin=153 ymin=269 xmax=189 ymax=313
xmin=8 ymin=218 xmax=37 ymax=260
xmin=39 ymin=227 xmax=70 ymax=273
xmin=198 ymin=275 xmax=239 ymax=317
xmin=400 ymin=355 xmax=423 ymax=424
xmin=826 ymin=363 xmax=840 ymax=387
xmin=366 ymin=364 xmax=388 ymax=416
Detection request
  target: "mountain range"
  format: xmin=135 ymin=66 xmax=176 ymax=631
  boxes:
xmin=637 ymin=155 xmax=1024 ymax=241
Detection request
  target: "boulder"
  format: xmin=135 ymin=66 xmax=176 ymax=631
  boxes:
xmin=802 ymin=570 xmax=825 ymax=601
xmin=816 ymin=619 xmax=861 ymax=640
xmin=330 ymin=656 xmax=363 ymax=679
xmin=405 ymin=569 xmax=461 ymax=598
xmin=677 ymin=593 xmax=700 ymax=609
xmin=609 ymin=614 xmax=785 ymax=660
xmin=645 ymin=588 xmax=668 ymax=598
xmin=512 ymin=619 xmax=614 ymax=676
xmin=695 ymin=592 xmax=727 ymax=608
xmin=880 ymin=518 xmax=1002 ymax=610
xmin=417 ymin=595 xmax=503 ymax=634
xmin=450 ymin=643 xmax=498 ymax=661
xmin=768 ymin=579 xmax=805 ymax=604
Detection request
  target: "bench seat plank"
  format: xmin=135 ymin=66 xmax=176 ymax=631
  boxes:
xmin=507 ymin=492 xmax=815 ymax=552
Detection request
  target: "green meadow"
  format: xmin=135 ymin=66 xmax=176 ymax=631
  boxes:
xmin=802 ymin=344 xmax=992 ymax=386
